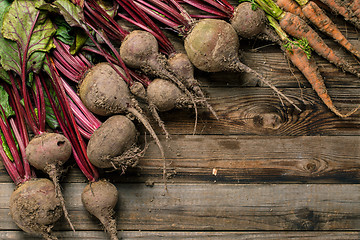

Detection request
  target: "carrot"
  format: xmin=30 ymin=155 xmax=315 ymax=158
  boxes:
xmin=347 ymin=0 xmax=360 ymax=19
xmin=318 ymin=0 xmax=360 ymax=29
xmin=256 ymin=0 xmax=360 ymax=77
xmin=274 ymin=0 xmax=306 ymax=19
xmin=286 ymin=43 xmax=359 ymax=117
xmin=281 ymin=12 xmax=360 ymax=77
xmin=288 ymin=0 xmax=360 ymax=60
xmin=267 ymin=16 xmax=360 ymax=118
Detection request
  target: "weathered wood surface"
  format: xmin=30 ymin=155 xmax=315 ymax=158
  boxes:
xmin=1 ymin=231 xmax=360 ymax=240
xmin=1 ymin=135 xmax=359 ymax=183
xmin=1 ymin=184 xmax=360 ymax=231
xmin=1 ymin=1 xmax=360 ymax=239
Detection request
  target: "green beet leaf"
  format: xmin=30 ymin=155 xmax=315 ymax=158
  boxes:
xmin=51 ymin=0 xmax=86 ymax=28
xmin=0 ymin=85 xmax=15 ymax=118
xmin=0 ymin=67 xmax=11 ymax=85
xmin=53 ymin=16 xmax=74 ymax=46
xmin=40 ymin=0 xmax=88 ymax=54
xmin=0 ymin=0 xmax=56 ymax=76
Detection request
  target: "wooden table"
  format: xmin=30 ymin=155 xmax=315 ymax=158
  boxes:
xmin=1 ymin=2 xmax=360 ymax=239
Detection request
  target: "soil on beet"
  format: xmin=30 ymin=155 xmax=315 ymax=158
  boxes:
xmin=87 ymin=115 xmax=140 ymax=170
xmin=9 ymin=178 xmax=63 ymax=238
xmin=147 ymin=78 xmax=185 ymax=112
xmin=184 ymin=19 xmax=240 ymax=72
xmin=79 ymin=62 xmax=131 ymax=116
xmin=231 ymin=2 xmax=266 ymax=38
xmin=82 ymin=180 xmax=119 ymax=240
xmin=25 ymin=132 xmax=72 ymax=171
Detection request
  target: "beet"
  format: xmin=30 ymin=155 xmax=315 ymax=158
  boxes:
xmin=25 ymin=132 xmax=74 ymax=231
xmin=119 ymin=30 xmax=172 ymax=79
xmin=119 ymin=30 xmax=198 ymax=120
xmin=184 ymin=19 xmax=299 ymax=110
xmin=82 ymin=179 xmax=119 ymax=240
xmin=147 ymin=78 xmax=186 ymax=112
xmin=25 ymin=133 xmax=72 ymax=172
xmin=9 ymin=178 xmax=63 ymax=240
xmin=79 ymin=62 xmax=130 ymax=116
xmin=184 ymin=19 xmax=240 ymax=72
xmin=231 ymin=2 xmax=280 ymax=42
xmin=167 ymin=53 xmax=218 ymax=119
xmin=79 ymin=62 xmax=165 ymax=165
xmin=231 ymin=2 xmax=267 ymax=38
xmin=87 ymin=115 xmax=140 ymax=171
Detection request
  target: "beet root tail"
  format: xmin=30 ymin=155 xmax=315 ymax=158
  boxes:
xmin=47 ymin=164 xmax=75 ymax=232
xmin=230 ymin=59 xmax=302 ymax=112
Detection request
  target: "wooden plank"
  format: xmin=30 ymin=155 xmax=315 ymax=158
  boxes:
xmin=1 ymin=135 xmax=359 ymax=183
xmin=1 ymin=183 xmax=360 ymax=231
xmin=156 ymin=87 xmax=360 ymax=136
xmin=203 ymin=47 xmax=360 ymax=88
xmin=128 ymin=135 xmax=360 ymax=183
xmin=1 ymin=230 xmax=360 ymax=240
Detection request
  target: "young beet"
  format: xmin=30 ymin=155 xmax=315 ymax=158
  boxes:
xmin=25 ymin=133 xmax=72 ymax=179
xmin=79 ymin=62 xmax=130 ymax=117
xmin=147 ymin=78 xmax=189 ymax=112
xmin=231 ymin=2 xmax=270 ymax=38
xmin=10 ymin=178 xmax=63 ymax=240
xmin=0 ymin=83 xmax=63 ymax=239
xmin=87 ymin=115 xmax=141 ymax=171
xmin=184 ymin=19 xmax=299 ymax=111
xmin=82 ymin=180 xmax=119 ymax=240
xmin=167 ymin=53 xmax=219 ymax=119
xmin=230 ymin=1 xmax=282 ymax=42
xmin=132 ymin=0 xmax=300 ymax=111
xmin=79 ymin=62 xmax=165 ymax=168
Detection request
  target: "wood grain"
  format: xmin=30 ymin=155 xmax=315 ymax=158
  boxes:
xmin=1 ymin=135 xmax=359 ymax=183
xmin=1 ymin=231 xmax=360 ymax=240
xmin=1 ymin=183 xmax=360 ymax=231
xmin=0 ymin=1 xmax=359 ymax=239
xmin=203 ymin=46 xmax=360 ymax=88
xmin=143 ymin=87 xmax=360 ymax=136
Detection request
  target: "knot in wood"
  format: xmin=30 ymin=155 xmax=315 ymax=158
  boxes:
xmin=301 ymin=158 xmax=328 ymax=176
xmin=253 ymin=112 xmax=282 ymax=130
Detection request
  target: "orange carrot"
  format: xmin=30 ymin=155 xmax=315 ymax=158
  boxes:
xmin=318 ymin=0 xmax=360 ymax=29
xmin=348 ymin=0 xmax=360 ymax=19
xmin=276 ymin=0 xmax=360 ymax=60
xmin=278 ymin=11 xmax=360 ymax=77
xmin=286 ymin=43 xmax=360 ymax=117
xmin=274 ymin=0 xmax=306 ymax=19
xmin=267 ymin=15 xmax=359 ymax=117
xmin=293 ymin=0 xmax=360 ymax=60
